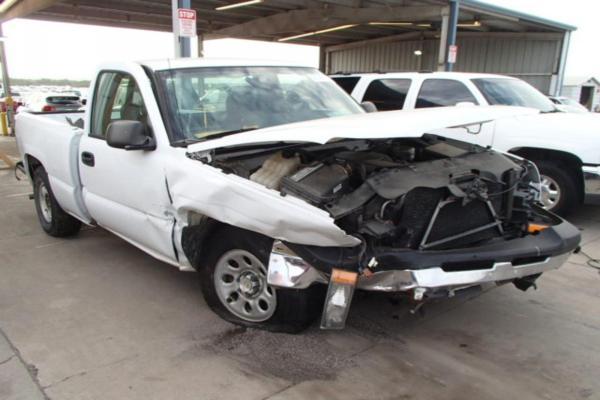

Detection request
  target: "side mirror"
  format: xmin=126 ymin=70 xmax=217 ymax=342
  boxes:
xmin=361 ymin=101 xmax=378 ymax=113
xmin=106 ymin=120 xmax=155 ymax=151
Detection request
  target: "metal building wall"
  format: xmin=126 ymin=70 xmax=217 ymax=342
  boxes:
xmin=328 ymin=40 xmax=438 ymax=74
xmin=325 ymin=34 xmax=564 ymax=94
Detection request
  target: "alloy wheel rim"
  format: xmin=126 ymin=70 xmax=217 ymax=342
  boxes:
xmin=38 ymin=183 xmax=52 ymax=223
xmin=213 ymin=249 xmax=276 ymax=322
xmin=540 ymin=175 xmax=561 ymax=209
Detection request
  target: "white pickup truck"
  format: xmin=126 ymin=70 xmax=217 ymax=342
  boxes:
xmin=332 ymin=72 xmax=600 ymax=215
xmin=16 ymin=59 xmax=580 ymax=332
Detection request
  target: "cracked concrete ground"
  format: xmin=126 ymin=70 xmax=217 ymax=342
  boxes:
xmin=1 ymin=136 xmax=600 ymax=400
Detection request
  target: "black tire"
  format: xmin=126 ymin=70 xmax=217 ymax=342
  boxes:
xmin=33 ymin=167 xmax=82 ymax=237
xmin=534 ymin=160 xmax=579 ymax=216
xmin=196 ymin=225 xmax=324 ymax=333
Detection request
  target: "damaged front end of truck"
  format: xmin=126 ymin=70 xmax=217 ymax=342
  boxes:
xmin=177 ymin=108 xmax=580 ymax=331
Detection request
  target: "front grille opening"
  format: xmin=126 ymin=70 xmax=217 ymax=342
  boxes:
xmin=441 ymin=260 xmax=494 ymax=272
xmin=512 ymin=256 xmax=548 ymax=266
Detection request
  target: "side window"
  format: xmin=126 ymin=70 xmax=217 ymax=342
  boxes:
xmin=415 ymin=79 xmax=478 ymax=108
xmin=332 ymin=77 xmax=360 ymax=95
xmin=363 ymin=79 xmax=412 ymax=111
xmin=91 ymin=72 xmax=149 ymax=138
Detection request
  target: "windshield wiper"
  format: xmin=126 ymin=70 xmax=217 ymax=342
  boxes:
xmin=172 ymin=138 xmax=202 ymax=147
xmin=172 ymin=127 xmax=259 ymax=147
xmin=207 ymin=127 xmax=259 ymax=140
xmin=540 ymin=108 xmax=561 ymax=114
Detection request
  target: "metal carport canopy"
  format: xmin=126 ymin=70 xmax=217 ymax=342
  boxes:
xmin=0 ymin=0 xmax=575 ymax=46
xmin=0 ymin=0 xmax=577 ymax=94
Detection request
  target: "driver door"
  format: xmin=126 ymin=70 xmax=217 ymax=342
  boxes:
xmin=79 ymin=71 xmax=177 ymax=263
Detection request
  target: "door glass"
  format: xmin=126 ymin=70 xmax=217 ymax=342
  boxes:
xmin=91 ymin=72 xmax=149 ymax=138
xmin=416 ymin=79 xmax=478 ymax=108
xmin=471 ymin=78 xmax=555 ymax=112
xmin=331 ymin=77 xmax=361 ymax=94
xmin=363 ymin=79 xmax=412 ymax=111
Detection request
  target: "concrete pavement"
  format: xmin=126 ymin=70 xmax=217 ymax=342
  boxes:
xmin=1 ymin=136 xmax=599 ymax=400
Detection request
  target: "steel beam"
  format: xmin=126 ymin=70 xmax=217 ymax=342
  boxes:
xmin=437 ymin=7 xmax=449 ymax=71
xmin=212 ymin=5 xmax=445 ymax=39
xmin=318 ymin=45 xmax=327 ymax=73
xmin=31 ymin=10 xmax=173 ymax=31
xmin=325 ymin=31 xmax=427 ymax=53
xmin=555 ymin=31 xmax=571 ymax=96
xmin=0 ymin=0 xmax=59 ymax=22
xmin=0 ymin=24 xmax=13 ymax=134
xmin=456 ymin=31 xmax=563 ymax=40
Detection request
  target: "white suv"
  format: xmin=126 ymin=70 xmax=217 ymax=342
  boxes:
xmin=331 ymin=72 xmax=600 ymax=215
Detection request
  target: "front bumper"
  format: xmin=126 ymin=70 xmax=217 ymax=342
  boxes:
xmin=583 ymin=165 xmax=600 ymax=197
xmin=268 ymin=245 xmax=571 ymax=294
xmin=354 ymin=253 xmax=570 ymax=292
xmin=267 ymin=218 xmax=580 ymax=295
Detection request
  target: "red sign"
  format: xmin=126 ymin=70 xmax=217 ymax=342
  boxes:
xmin=177 ymin=8 xmax=197 ymax=37
xmin=448 ymin=45 xmax=458 ymax=64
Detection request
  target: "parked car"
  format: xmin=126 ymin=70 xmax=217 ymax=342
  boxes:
xmin=15 ymin=60 xmax=580 ymax=332
xmin=549 ymin=96 xmax=590 ymax=113
xmin=1 ymin=91 xmax=24 ymax=113
xmin=331 ymin=72 xmax=600 ymax=215
xmin=60 ymin=89 xmax=88 ymax=105
xmin=23 ymin=92 xmax=83 ymax=112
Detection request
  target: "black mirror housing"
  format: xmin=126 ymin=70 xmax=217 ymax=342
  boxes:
xmin=106 ymin=120 xmax=155 ymax=151
xmin=360 ymin=101 xmax=378 ymax=113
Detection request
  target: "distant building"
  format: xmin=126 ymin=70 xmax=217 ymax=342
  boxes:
xmin=562 ymin=77 xmax=600 ymax=111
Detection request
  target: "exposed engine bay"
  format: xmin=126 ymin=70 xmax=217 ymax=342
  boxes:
xmin=199 ymin=135 xmax=550 ymax=273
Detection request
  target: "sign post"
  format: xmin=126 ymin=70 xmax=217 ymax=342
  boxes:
xmin=445 ymin=0 xmax=460 ymax=71
xmin=172 ymin=0 xmax=196 ymax=58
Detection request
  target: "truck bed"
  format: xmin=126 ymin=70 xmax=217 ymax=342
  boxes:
xmin=15 ymin=110 xmax=91 ymax=223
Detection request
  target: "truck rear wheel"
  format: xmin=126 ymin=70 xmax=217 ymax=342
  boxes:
xmin=196 ymin=225 xmax=323 ymax=333
xmin=33 ymin=167 xmax=82 ymax=237
xmin=535 ymin=160 xmax=578 ymax=216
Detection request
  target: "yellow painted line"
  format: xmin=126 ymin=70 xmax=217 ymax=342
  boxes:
xmin=0 ymin=151 xmax=15 ymax=169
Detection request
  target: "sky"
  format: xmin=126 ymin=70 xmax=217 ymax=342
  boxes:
xmin=0 ymin=0 xmax=595 ymax=81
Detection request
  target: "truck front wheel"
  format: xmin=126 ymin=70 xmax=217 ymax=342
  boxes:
xmin=535 ymin=160 xmax=579 ymax=216
xmin=33 ymin=167 xmax=82 ymax=237
xmin=196 ymin=226 xmax=323 ymax=333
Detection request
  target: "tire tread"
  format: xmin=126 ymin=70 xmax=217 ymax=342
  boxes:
xmin=33 ymin=167 xmax=82 ymax=237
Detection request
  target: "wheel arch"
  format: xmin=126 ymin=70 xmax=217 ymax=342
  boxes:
xmin=180 ymin=215 xmax=228 ymax=270
xmin=509 ymin=147 xmax=584 ymax=201
xmin=24 ymin=154 xmax=44 ymax=180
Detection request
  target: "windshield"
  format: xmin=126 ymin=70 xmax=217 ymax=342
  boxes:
xmin=472 ymin=78 xmax=556 ymax=113
xmin=561 ymin=98 xmax=588 ymax=110
xmin=156 ymin=66 xmax=364 ymax=143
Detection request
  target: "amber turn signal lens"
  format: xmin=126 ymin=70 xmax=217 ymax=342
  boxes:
xmin=528 ymin=223 xmax=549 ymax=233
xmin=331 ymin=269 xmax=358 ymax=285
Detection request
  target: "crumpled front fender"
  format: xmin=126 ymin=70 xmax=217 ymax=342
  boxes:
xmin=166 ymin=157 xmax=360 ymax=247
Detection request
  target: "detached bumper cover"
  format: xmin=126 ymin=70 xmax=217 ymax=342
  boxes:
xmin=267 ymin=218 xmax=580 ymax=293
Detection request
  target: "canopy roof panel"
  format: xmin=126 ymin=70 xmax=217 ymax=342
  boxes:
xmin=0 ymin=0 xmax=576 ymax=46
